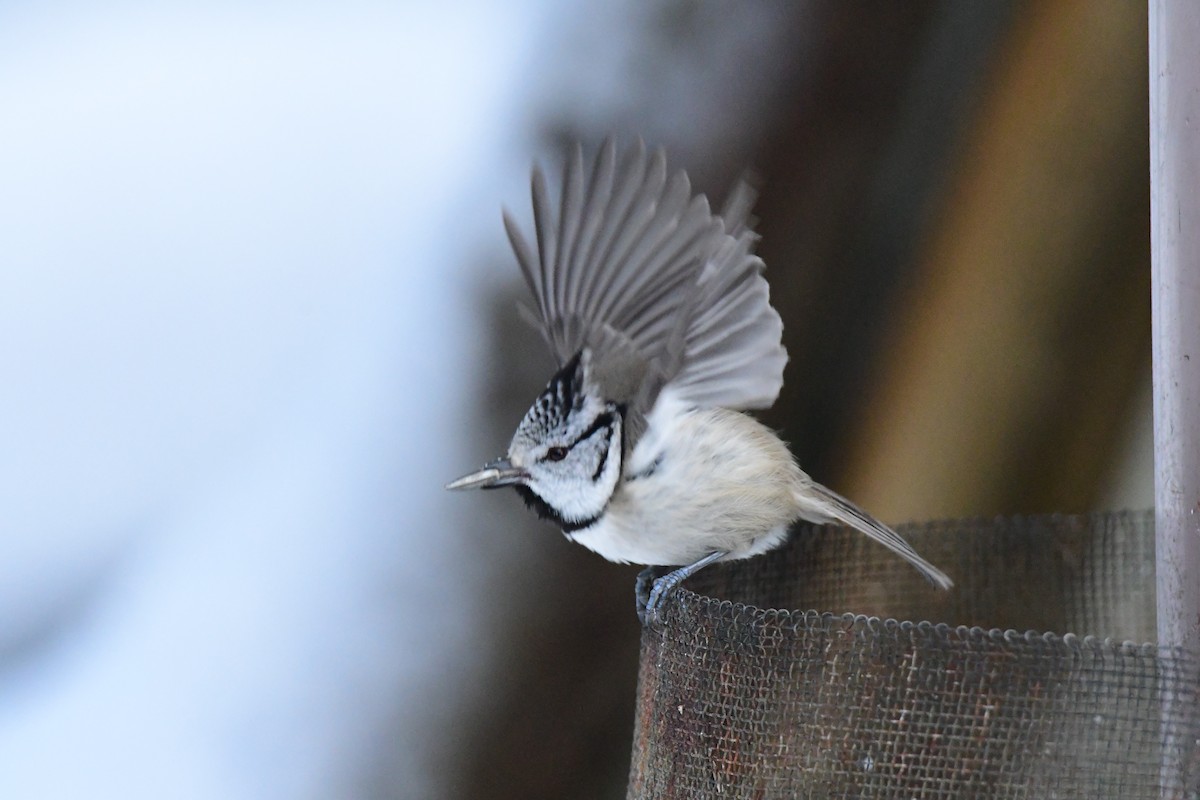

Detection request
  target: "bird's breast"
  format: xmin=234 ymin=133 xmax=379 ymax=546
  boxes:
xmin=567 ymin=408 xmax=801 ymax=566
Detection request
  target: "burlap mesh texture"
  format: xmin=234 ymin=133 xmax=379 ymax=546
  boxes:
xmin=628 ymin=511 xmax=1200 ymax=799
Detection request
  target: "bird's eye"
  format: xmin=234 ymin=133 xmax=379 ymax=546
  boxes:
xmin=545 ymin=446 xmax=569 ymax=462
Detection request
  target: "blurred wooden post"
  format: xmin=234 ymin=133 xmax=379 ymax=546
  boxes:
xmin=1150 ymin=0 xmax=1200 ymax=658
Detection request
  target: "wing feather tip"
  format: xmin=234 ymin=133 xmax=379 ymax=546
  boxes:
xmin=505 ymin=139 xmax=791 ymax=419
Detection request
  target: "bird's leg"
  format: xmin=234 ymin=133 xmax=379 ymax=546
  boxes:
xmin=640 ymin=551 xmax=726 ymax=627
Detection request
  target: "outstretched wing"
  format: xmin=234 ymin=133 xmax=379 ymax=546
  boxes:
xmin=505 ymin=138 xmax=787 ymax=444
xmin=654 ymin=181 xmax=787 ymax=412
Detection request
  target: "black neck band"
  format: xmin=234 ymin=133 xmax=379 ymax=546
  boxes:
xmin=513 ymin=485 xmax=600 ymax=533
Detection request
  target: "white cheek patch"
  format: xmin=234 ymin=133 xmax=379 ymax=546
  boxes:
xmin=526 ymin=410 xmax=623 ymax=527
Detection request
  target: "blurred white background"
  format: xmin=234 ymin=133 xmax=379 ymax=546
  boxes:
xmin=0 ymin=3 xmax=562 ymax=797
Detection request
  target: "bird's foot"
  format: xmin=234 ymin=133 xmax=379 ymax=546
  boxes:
xmin=635 ymin=566 xmax=665 ymax=626
xmin=641 ymin=569 xmax=688 ymax=627
xmin=635 ymin=551 xmax=727 ymax=628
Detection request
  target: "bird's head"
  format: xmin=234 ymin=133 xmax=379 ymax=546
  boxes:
xmin=446 ymin=350 xmax=624 ymax=532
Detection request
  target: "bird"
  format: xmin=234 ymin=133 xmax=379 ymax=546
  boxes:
xmin=447 ymin=139 xmax=952 ymax=625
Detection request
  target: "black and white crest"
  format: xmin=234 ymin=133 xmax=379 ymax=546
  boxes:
xmin=509 ymin=351 xmax=587 ymax=452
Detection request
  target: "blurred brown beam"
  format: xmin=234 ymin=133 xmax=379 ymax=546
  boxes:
xmin=840 ymin=0 xmax=1150 ymax=522
xmin=756 ymin=1 xmax=1015 ymax=480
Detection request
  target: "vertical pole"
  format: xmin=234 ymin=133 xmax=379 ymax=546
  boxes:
xmin=1151 ymin=0 xmax=1200 ymax=656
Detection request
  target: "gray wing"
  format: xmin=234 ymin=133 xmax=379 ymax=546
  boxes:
xmin=505 ymin=139 xmax=787 ymax=443
xmin=654 ymin=181 xmax=787 ymax=411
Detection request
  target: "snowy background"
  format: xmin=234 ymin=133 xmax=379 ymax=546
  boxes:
xmin=0 ymin=3 xmax=559 ymax=797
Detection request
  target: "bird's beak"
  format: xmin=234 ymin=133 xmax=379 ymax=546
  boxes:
xmin=445 ymin=458 xmax=528 ymax=491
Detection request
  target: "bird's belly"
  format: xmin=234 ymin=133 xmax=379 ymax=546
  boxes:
xmin=567 ymin=512 xmax=702 ymax=567
xmin=568 ymin=429 xmax=798 ymax=566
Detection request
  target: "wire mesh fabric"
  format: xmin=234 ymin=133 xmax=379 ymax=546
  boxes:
xmin=628 ymin=511 xmax=1200 ymax=798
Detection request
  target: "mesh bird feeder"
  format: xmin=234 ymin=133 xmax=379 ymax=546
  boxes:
xmin=628 ymin=514 xmax=1200 ymax=798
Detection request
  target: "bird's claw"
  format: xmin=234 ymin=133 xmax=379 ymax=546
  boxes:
xmin=636 ymin=566 xmax=685 ymax=628
xmin=636 ymin=553 xmax=727 ymax=627
xmin=635 ymin=566 xmax=658 ymax=626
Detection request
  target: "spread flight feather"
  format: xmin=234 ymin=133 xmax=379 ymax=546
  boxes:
xmin=504 ymin=138 xmax=786 ymax=448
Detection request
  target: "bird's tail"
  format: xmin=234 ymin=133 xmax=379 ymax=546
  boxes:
xmin=795 ymin=483 xmax=954 ymax=590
